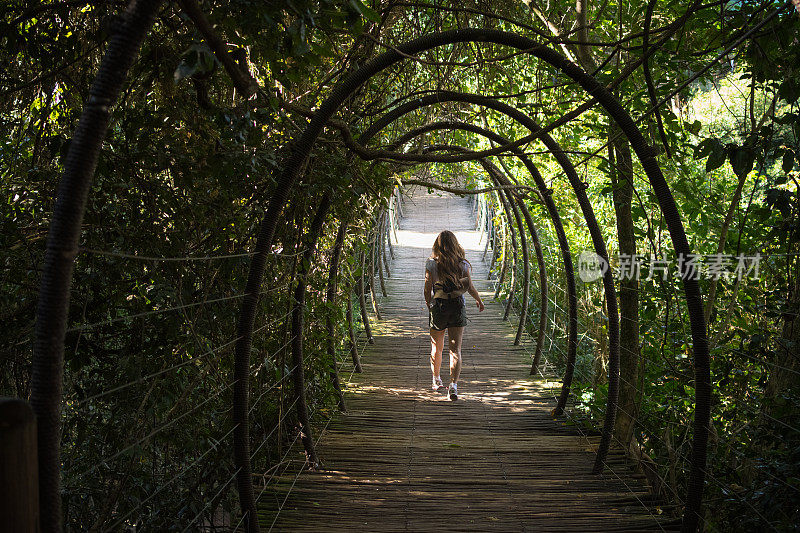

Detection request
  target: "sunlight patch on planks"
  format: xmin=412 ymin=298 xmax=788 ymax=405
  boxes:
xmin=258 ymin=189 xmax=673 ymax=532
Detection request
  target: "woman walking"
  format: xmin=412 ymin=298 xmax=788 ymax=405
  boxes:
xmin=424 ymin=230 xmax=484 ymax=400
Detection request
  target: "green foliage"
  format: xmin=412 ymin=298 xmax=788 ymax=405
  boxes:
xmin=2 ymin=0 xmax=800 ymax=529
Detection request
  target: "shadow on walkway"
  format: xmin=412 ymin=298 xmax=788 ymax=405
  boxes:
xmin=260 ymin=190 xmax=671 ymax=532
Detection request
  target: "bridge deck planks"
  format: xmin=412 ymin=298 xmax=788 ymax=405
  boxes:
xmin=259 ymin=190 xmax=672 ymax=532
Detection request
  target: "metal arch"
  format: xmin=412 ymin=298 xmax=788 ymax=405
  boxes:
xmin=30 ymin=1 xmax=164 ymax=530
xmin=384 ymin=122 xmax=554 ymax=374
xmin=31 ymin=22 xmax=710 ymax=532
xmin=234 ymin=29 xmax=708 ymax=531
xmin=371 ymin=114 xmax=576 ymax=392
xmin=360 ymin=104 xmax=620 ymax=474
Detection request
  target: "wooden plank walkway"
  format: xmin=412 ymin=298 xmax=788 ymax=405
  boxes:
xmin=260 ymin=189 xmax=671 ymax=532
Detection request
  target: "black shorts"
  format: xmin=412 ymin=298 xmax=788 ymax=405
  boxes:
xmin=429 ymin=298 xmax=467 ymax=331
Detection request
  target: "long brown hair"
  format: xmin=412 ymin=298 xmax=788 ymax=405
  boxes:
xmin=431 ymin=230 xmax=469 ymax=289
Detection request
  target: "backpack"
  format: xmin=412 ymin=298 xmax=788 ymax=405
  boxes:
xmin=433 ymin=275 xmax=466 ymax=306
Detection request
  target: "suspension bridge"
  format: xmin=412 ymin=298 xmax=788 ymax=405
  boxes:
xmin=258 ymin=189 xmax=671 ymax=531
xmin=9 ymin=5 xmax=759 ymax=530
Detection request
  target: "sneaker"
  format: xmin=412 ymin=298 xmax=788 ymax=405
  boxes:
xmin=432 ymin=376 xmax=444 ymax=391
xmin=448 ymin=383 xmax=458 ymax=401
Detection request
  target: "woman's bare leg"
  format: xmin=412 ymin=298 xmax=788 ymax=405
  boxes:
xmin=447 ymin=326 xmax=464 ymax=383
xmin=430 ymin=328 xmax=446 ymax=382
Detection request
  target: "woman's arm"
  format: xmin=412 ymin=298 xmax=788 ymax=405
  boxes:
xmin=424 ymin=269 xmax=433 ymax=309
xmin=464 ymin=268 xmax=484 ymax=312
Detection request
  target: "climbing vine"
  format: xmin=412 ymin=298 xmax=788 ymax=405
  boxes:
xmin=1 ymin=0 xmax=799 ymax=530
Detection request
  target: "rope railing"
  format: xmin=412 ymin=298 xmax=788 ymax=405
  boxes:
xmin=485 ymin=196 xmax=791 ymax=530
xmin=17 ymin=1 xmax=756 ymax=526
xmin=518 ymin=304 xmax=677 ymax=528
xmin=181 ymin=467 xmax=242 ymax=533
xmin=66 ymin=382 xmax=234 ymax=481
xmin=256 ymin=326 xmax=373 ymax=527
xmin=105 ymin=422 xmax=239 ymax=531
xmin=245 ymin=198 xmax=394 ymax=528
xmin=264 ymin=389 xmax=346 ymax=533
xmin=59 ymin=301 xmax=299 ymax=527
xmin=64 ymin=283 xmax=292 ymax=333
xmin=24 ymin=185 xmax=396 ymax=532
xmin=74 ymin=248 xmax=308 ymax=262
xmin=69 ymin=310 xmax=293 ymax=409
xmin=482 ymin=223 xmax=677 ymax=530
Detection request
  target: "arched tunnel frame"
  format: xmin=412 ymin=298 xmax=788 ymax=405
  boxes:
xmin=32 ymin=20 xmax=711 ymax=533
xmin=363 ymin=108 xmax=620 ymax=474
xmin=229 ymin=29 xmax=710 ymax=533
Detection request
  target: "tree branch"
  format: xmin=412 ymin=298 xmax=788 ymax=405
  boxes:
xmin=401 ymin=179 xmax=535 ymax=197
xmin=643 ymin=0 xmax=673 ymax=158
xmin=525 ymin=0 xmax=580 ymax=63
xmin=176 ymin=0 xmax=258 ymax=96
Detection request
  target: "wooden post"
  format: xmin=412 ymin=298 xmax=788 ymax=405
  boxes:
xmin=357 ymin=251 xmax=374 ymax=344
xmin=0 ymin=398 xmax=39 ymax=532
xmin=482 ymin=198 xmax=492 ymax=260
xmin=346 ymin=290 xmax=363 ymax=372
xmin=369 ymin=221 xmax=386 ymax=309
xmin=394 ymin=187 xmax=404 ymax=220
xmin=325 ymin=220 xmax=349 ymax=411
xmin=487 ymin=211 xmax=500 ymax=276
xmin=380 ymin=211 xmax=391 ymax=278
xmin=385 ymin=210 xmax=395 ymax=261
